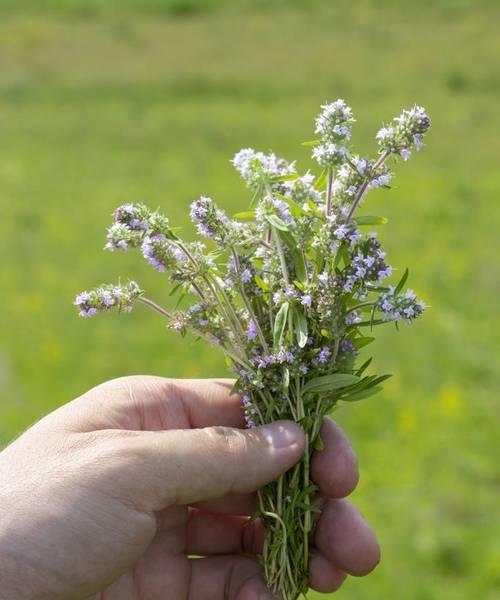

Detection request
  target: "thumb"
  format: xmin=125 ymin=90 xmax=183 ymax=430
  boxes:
xmin=122 ymin=421 xmax=305 ymax=510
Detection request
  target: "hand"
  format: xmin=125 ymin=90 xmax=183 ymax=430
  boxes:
xmin=0 ymin=376 xmax=380 ymax=599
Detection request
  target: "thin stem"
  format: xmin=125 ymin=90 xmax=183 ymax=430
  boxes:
xmin=139 ymin=297 xmax=251 ymax=370
xmin=325 ymin=167 xmax=333 ymax=217
xmin=272 ymin=226 xmax=290 ymax=284
xmin=138 ymin=296 xmax=172 ymax=320
xmin=331 ymin=337 xmax=341 ymax=368
xmin=231 ymin=248 xmax=270 ymax=352
xmin=345 ymin=150 xmax=390 ymax=224
xmin=346 ymin=301 xmax=376 ymax=314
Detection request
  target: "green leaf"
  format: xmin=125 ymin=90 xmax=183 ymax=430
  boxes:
xmin=306 ymin=198 xmax=323 ymax=216
xmin=229 ymin=379 xmax=243 ymax=395
xmin=168 ymin=282 xmax=183 ymax=297
xmin=353 ymin=215 xmax=389 ymax=226
xmin=394 ymin=268 xmax=409 ymax=296
xmin=293 ymin=307 xmax=308 ymax=348
xmin=303 ymin=373 xmax=360 ymax=395
xmin=341 ymin=386 xmax=383 ymax=402
xmin=273 ymin=301 xmax=289 ymax=349
xmin=254 ymin=275 xmax=270 ymax=291
xmin=271 ymin=173 xmax=300 ymax=182
xmin=352 ymin=336 xmax=375 ymax=349
xmin=371 ymin=373 xmax=392 ymax=386
xmin=301 ymin=140 xmax=321 ymax=147
xmin=278 ymin=230 xmax=309 ymax=284
xmin=292 ymin=251 xmax=308 ymax=284
xmin=355 ymin=318 xmax=386 ymax=327
xmin=356 ymin=357 xmax=373 ymax=376
xmin=233 ymin=211 xmax=255 ymax=219
xmin=282 ymin=367 xmax=290 ymax=389
xmin=314 ymin=433 xmax=325 ymax=451
xmin=315 ymin=169 xmax=327 ymax=190
xmin=265 ymin=214 xmax=289 ymax=231
xmin=320 ymin=328 xmax=331 ymax=339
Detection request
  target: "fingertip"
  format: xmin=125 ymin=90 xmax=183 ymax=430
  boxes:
xmin=315 ymin=498 xmax=381 ymax=577
xmin=309 ymin=551 xmax=347 ymax=593
xmin=311 ymin=417 xmax=359 ymax=498
xmin=258 ymin=421 xmax=305 ymax=453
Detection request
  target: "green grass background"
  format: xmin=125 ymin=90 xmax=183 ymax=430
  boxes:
xmin=0 ymin=0 xmax=499 ymax=598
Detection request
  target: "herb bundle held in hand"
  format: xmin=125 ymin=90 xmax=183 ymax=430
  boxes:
xmin=76 ymin=100 xmax=430 ymax=600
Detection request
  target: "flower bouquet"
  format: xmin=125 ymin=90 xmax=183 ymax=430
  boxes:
xmin=75 ymin=100 xmax=430 ymax=600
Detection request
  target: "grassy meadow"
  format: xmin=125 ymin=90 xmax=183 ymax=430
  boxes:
xmin=0 ymin=1 xmax=499 ymax=598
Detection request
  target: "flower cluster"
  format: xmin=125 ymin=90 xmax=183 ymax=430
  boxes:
xmin=332 ymin=156 xmax=392 ymax=205
xmin=377 ymin=287 xmax=426 ymax=322
xmin=376 ymin=105 xmax=431 ymax=160
xmin=74 ymin=281 xmax=142 ymax=318
xmin=190 ymin=196 xmax=238 ymax=245
xmin=232 ymin=148 xmax=296 ymax=190
xmin=312 ymin=99 xmax=355 ymax=168
xmin=105 ymin=203 xmax=171 ymax=251
xmin=76 ymin=99 xmax=431 ymax=600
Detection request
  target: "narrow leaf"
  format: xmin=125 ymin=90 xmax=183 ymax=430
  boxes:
xmin=315 ymin=169 xmax=327 ymax=190
xmin=265 ymin=214 xmax=289 ymax=231
xmin=233 ymin=211 xmax=256 ymax=219
xmin=273 ymin=301 xmax=289 ymax=349
xmin=356 ymin=357 xmax=373 ymax=376
xmin=341 ymin=386 xmax=383 ymax=402
xmin=354 ymin=215 xmax=389 ymax=226
xmin=394 ymin=268 xmax=409 ymax=296
xmin=352 ymin=336 xmax=375 ymax=349
xmin=303 ymin=373 xmax=360 ymax=395
xmin=271 ymin=173 xmax=300 ymax=182
xmin=254 ymin=275 xmax=270 ymax=291
xmin=293 ymin=307 xmax=308 ymax=348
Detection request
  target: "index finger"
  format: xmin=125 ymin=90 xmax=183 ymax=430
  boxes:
xmin=44 ymin=376 xmax=245 ymax=433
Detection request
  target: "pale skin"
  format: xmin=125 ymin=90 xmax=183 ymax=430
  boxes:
xmin=0 ymin=376 xmax=380 ymax=599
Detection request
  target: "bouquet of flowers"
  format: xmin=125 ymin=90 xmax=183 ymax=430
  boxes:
xmin=75 ymin=99 xmax=430 ymax=600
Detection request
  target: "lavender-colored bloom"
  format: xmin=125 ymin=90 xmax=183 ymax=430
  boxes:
xmin=314 ymin=100 xmax=355 ymax=143
xmin=377 ymin=287 xmax=425 ymax=322
xmin=79 ymin=307 xmax=98 ymax=318
xmin=340 ymin=339 xmax=357 ymax=355
xmin=246 ymin=320 xmax=258 ymax=341
xmin=333 ymin=224 xmax=349 ymax=240
xmin=312 ymin=142 xmax=348 ymax=168
xmin=232 ymin=148 xmax=296 ymax=189
xmin=318 ymin=346 xmax=331 ymax=364
xmin=318 ymin=271 xmax=329 ymax=285
xmin=345 ymin=311 xmax=362 ymax=325
xmin=74 ymin=281 xmax=142 ymax=318
xmin=377 ymin=105 xmax=430 ymax=158
xmin=241 ymin=268 xmax=253 ymax=283
xmin=301 ymin=294 xmax=312 ymax=307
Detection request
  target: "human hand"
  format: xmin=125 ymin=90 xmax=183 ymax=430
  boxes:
xmin=0 ymin=376 xmax=379 ymax=599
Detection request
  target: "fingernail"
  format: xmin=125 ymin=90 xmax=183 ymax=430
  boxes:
xmin=259 ymin=421 xmax=303 ymax=449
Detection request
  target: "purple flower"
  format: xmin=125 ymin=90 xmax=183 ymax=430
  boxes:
xmin=246 ymin=320 xmax=258 ymax=341
xmin=241 ymin=268 xmax=252 ymax=283
xmin=301 ymin=294 xmax=312 ymax=307
xmin=318 ymin=346 xmax=331 ymax=364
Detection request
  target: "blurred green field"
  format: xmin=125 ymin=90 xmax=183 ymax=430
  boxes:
xmin=0 ymin=0 xmax=499 ymax=598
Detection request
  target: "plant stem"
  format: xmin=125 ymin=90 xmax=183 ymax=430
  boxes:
xmin=325 ymin=167 xmax=333 ymax=217
xmin=345 ymin=150 xmax=390 ymax=223
xmin=231 ymin=248 xmax=270 ymax=352
xmin=272 ymin=226 xmax=290 ymax=284
xmin=138 ymin=296 xmax=173 ymax=319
